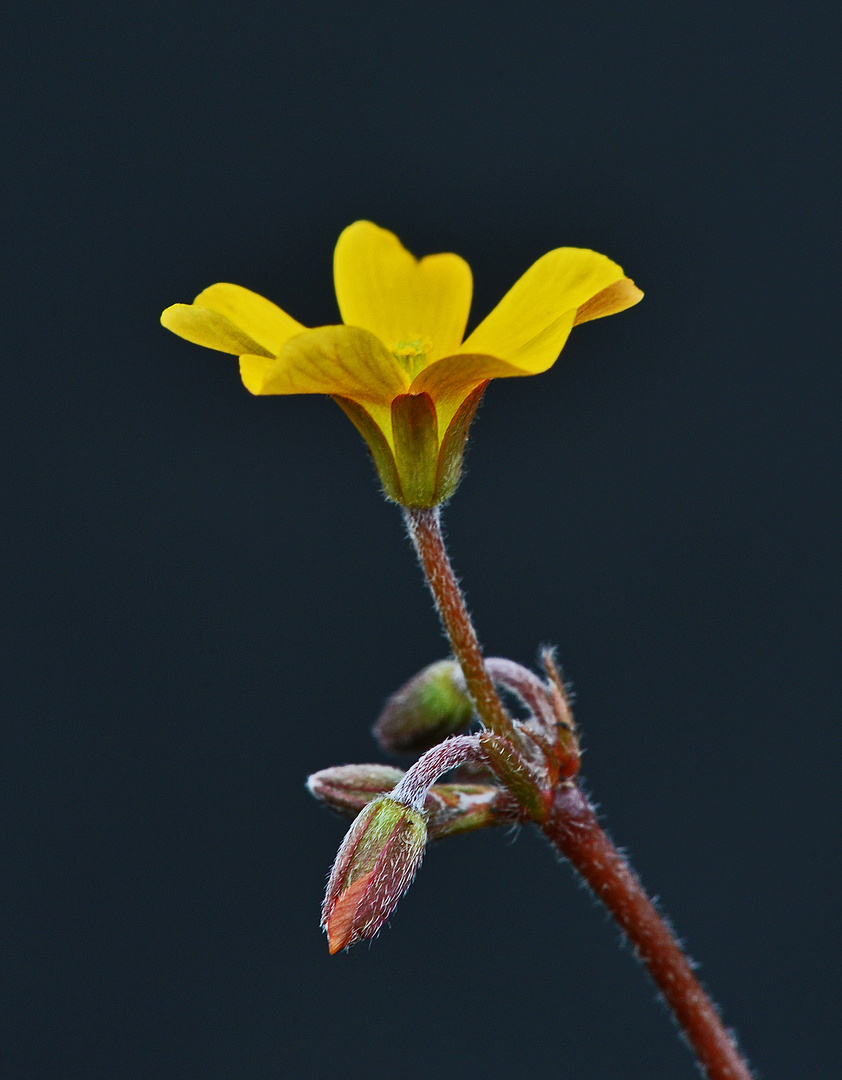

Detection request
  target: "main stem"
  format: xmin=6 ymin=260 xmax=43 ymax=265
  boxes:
xmin=544 ymin=784 xmax=752 ymax=1080
xmin=403 ymin=505 xmax=752 ymax=1080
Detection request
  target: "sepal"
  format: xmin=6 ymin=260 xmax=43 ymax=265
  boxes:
xmin=434 ymin=382 xmax=487 ymax=503
xmin=332 ymin=396 xmax=403 ymax=503
xmin=426 ymin=782 xmax=521 ymax=839
xmin=332 ymin=385 xmax=487 ymax=509
xmin=391 ymin=392 xmax=439 ymax=508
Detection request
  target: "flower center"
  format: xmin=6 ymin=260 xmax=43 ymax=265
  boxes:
xmin=391 ymin=338 xmax=433 ymax=377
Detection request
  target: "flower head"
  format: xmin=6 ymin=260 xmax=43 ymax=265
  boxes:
xmin=161 ymin=222 xmax=642 ymax=506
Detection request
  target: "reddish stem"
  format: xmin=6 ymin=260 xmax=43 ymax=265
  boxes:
xmin=391 ymin=734 xmax=484 ymax=809
xmin=402 ymin=504 xmax=753 ymax=1080
xmin=543 ymin=783 xmax=752 ymax=1080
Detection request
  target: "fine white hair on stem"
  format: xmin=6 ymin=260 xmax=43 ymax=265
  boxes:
xmin=390 ymin=735 xmax=485 ymax=810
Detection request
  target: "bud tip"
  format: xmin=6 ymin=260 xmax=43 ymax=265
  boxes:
xmin=325 ymin=873 xmax=375 ymax=954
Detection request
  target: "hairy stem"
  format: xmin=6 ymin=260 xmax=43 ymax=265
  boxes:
xmin=391 ymin=734 xmax=484 ymax=809
xmin=403 ymin=507 xmax=518 ymax=744
xmin=543 ymin=784 xmax=752 ymax=1080
xmin=402 ymin=504 xmax=753 ymax=1080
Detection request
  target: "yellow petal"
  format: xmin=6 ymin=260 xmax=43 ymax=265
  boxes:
xmin=573 ymin=277 xmax=644 ymax=325
xmin=193 ymin=283 xmax=306 ymax=353
xmin=409 ymin=352 xmax=523 ymax=432
xmin=239 ymin=325 xmax=410 ymax=439
xmin=161 ymin=283 xmax=305 ymax=359
xmin=160 ymin=303 xmax=275 ymax=358
xmin=333 ymin=221 xmax=472 ymax=362
xmin=460 ymin=248 xmax=628 ymax=374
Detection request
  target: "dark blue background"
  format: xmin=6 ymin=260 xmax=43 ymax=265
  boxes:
xmin=3 ymin=2 xmax=839 ymax=1077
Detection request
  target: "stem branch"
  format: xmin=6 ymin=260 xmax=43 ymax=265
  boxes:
xmin=402 ymin=504 xmax=753 ymax=1080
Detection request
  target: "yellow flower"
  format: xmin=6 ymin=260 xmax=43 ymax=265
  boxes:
xmin=161 ymin=221 xmax=642 ymax=507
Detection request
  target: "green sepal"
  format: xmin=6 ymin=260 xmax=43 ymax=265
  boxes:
xmin=435 ymin=381 xmax=488 ymax=503
xmin=334 ymin=385 xmax=487 ymax=509
xmin=478 ymin=731 xmax=548 ymax=821
xmin=391 ymin=392 xmax=439 ymax=508
xmin=332 ymin=396 xmax=404 ymax=503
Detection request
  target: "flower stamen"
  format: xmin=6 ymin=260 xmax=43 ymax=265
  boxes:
xmin=390 ymin=337 xmax=433 ymax=377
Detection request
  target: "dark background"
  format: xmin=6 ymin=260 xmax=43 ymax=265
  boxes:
xmin=3 ymin=2 xmax=839 ymax=1077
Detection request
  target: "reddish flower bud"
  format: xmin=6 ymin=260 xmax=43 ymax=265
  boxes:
xmin=322 ymin=796 xmax=427 ymax=954
xmin=306 ymin=764 xmax=405 ymax=816
xmin=373 ymin=660 xmax=474 ymax=754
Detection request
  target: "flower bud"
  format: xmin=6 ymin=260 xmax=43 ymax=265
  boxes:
xmin=322 ymin=796 xmax=427 ymax=954
xmin=373 ymin=660 xmax=474 ymax=754
xmin=307 ymin=764 xmax=405 ymax=816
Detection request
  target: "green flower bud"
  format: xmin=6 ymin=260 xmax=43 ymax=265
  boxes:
xmin=373 ymin=660 xmax=474 ymax=754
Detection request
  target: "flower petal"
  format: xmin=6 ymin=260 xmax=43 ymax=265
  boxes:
xmin=573 ymin=277 xmax=644 ymax=325
xmin=409 ymin=352 xmax=524 ymax=431
xmin=161 ymin=283 xmax=305 ymax=359
xmin=460 ymin=248 xmax=628 ymax=374
xmin=239 ymin=325 xmax=409 ymax=428
xmin=334 ymin=221 xmax=472 ymax=362
xmin=193 ymin=283 xmax=306 ymax=353
xmin=161 ymin=303 xmax=275 ymax=358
